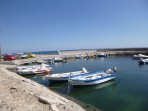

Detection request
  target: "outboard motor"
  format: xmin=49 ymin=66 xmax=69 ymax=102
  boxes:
xmin=82 ymin=67 xmax=88 ymax=73
xmin=113 ymin=67 xmax=118 ymax=74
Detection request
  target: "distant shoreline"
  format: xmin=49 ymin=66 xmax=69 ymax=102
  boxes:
xmin=2 ymin=47 xmax=148 ymax=55
xmin=1 ymin=48 xmax=148 ymax=65
xmin=32 ymin=47 xmax=148 ymax=54
xmin=30 ymin=47 xmax=148 ymax=56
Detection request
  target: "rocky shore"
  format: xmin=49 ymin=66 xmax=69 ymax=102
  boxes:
xmin=0 ymin=62 xmax=101 ymax=111
xmin=0 ymin=65 xmax=88 ymax=111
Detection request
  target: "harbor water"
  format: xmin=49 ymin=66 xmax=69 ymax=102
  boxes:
xmin=27 ymin=56 xmax=148 ymax=111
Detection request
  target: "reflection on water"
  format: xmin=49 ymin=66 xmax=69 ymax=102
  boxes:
xmin=69 ymin=80 xmax=117 ymax=96
xmin=24 ymin=75 xmax=50 ymax=87
xmin=43 ymin=80 xmax=117 ymax=96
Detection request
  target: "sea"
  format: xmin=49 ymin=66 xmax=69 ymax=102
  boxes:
xmin=31 ymin=51 xmax=59 ymax=55
xmin=24 ymin=56 xmax=148 ymax=111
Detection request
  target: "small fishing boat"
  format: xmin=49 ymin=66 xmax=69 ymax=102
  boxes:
xmin=68 ymin=67 xmax=117 ymax=86
xmin=45 ymin=57 xmax=66 ymax=63
xmin=139 ymin=58 xmax=148 ymax=64
xmin=46 ymin=67 xmax=89 ymax=81
xmin=97 ymin=53 xmax=107 ymax=57
xmin=17 ymin=63 xmax=53 ymax=75
xmin=133 ymin=54 xmax=148 ymax=59
xmin=17 ymin=64 xmax=44 ymax=70
xmin=75 ymin=54 xmax=86 ymax=59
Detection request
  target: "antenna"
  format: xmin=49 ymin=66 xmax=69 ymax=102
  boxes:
xmin=0 ymin=45 xmax=1 ymax=62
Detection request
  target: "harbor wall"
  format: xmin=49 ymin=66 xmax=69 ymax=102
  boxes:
xmin=59 ymin=49 xmax=148 ymax=57
xmin=59 ymin=49 xmax=97 ymax=57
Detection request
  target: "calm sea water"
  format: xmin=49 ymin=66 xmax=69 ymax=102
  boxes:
xmin=32 ymin=51 xmax=58 ymax=55
xmin=27 ymin=57 xmax=148 ymax=111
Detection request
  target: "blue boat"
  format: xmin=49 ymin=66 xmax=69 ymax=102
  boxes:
xmin=68 ymin=67 xmax=117 ymax=86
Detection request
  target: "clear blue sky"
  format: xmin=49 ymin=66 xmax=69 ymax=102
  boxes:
xmin=0 ymin=0 xmax=148 ymax=53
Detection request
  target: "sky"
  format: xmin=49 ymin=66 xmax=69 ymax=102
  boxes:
xmin=0 ymin=0 xmax=148 ymax=54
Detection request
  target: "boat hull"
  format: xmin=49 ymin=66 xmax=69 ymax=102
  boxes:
xmin=17 ymin=69 xmax=52 ymax=75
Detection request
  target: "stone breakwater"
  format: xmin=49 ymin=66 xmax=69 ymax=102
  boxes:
xmin=8 ymin=49 xmax=148 ymax=65
xmin=0 ymin=65 xmax=87 ymax=111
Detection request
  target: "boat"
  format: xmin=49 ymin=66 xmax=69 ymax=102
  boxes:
xmin=45 ymin=57 xmax=66 ymax=63
xmin=75 ymin=54 xmax=86 ymax=59
xmin=45 ymin=67 xmax=89 ymax=81
xmin=97 ymin=53 xmax=107 ymax=57
xmin=139 ymin=58 xmax=148 ymax=64
xmin=133 ymin=54 xmax=148 ymax=59
xmin=53 ymin=57 xmax=67 ymax=62
xmin=17 ymin=63 xmax=53 ymax=75
xmin=17 ymin=64 xmax=41 ymax=70
xmin=68 ymin=67 xmax=117 ymax=86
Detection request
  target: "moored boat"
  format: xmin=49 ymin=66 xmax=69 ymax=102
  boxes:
xmin=75 ymin=54 xmax=86 ymax=59
xmin=45 ymin=67 xmax=89 ymax=81
xmin=68 ymin=67 xmax=117 ymax=86
xmin=17 ymin=63 xmax=53 ymax=75
xmin=133 ymin=54 xmax=148 ymax=59
xmin=139 ymin=58 xmax=148 ymax=64
xmin=45 ymin=57 xmax=66 ymax=63
xmin=17 ymin=64 xmax=44 ymax=70
xmin=97 ymin=53 xmax=107 ymax=57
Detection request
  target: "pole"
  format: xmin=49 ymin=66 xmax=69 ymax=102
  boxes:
xmin=0 ymin=45 xmax=1 ymax=62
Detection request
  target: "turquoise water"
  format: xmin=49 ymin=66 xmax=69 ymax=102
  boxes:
xmin=29 ymin=57 xmax=148 ymax=111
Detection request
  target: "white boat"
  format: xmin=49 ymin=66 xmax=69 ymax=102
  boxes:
xmin=45 ymin=57 xmax=66 ymax=63
xmin=46 ymin=67 xmax=89 ymax=81
xmin=97 ymin=53 xmax=107 ymax=57
xmin=139 ymin=58 xmax=148 ymax=64
xmin=17 ymin=64 xmax=44 ymax=70
xmin=17 ymin=63 xmax=53 ymax=75
xmin=68 ymin=67 xmax=117 ymax=86
xmin=75 ymin=54 xmax=86 ymax=59
xmin=133 ymin=54 xmax=148 ymax=59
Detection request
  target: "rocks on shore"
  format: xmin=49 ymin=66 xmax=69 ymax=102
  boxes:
xmin=0 ymin=67 xmax=86 ymax=111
